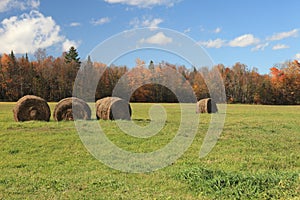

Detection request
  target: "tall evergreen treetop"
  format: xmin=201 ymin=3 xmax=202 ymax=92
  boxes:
xmin=65 ymin=46 xmax=81 ymax=64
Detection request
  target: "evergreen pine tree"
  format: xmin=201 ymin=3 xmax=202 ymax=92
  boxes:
xmin=148 ymin=60 xmax=154 ymax=70
xmin=65 ymin=46 xmax=81 ymax=64
xmin=25 ymin=53 xmax=29 ymax=62
xmin=9 ymin=50 xmax=16 ymax=63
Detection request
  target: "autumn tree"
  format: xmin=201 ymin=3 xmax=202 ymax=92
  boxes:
xmin=0 ymin=52 xmax=20 ymax=101
xmin=34 ymin=48 xmax=47 ymax=63
xmin=276 ymin=60 xmax=300 ymax=104
xmin=0 ymin=47 xmax=299 ymax=105
xmin=17 ymin=54 xmax=32 ymax=97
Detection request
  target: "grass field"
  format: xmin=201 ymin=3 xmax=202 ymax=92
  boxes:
xmin=0 ymin=102 xmax=299 ymax=199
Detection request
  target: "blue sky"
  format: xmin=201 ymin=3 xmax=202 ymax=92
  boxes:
xmin=0 ymin=0 xmax=300 ymax=74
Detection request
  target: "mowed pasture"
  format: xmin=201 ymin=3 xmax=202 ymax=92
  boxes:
xmin=0 ymin=102 xmax=299 ymax=199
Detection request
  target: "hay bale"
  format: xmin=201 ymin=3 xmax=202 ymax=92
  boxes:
xmin=196 ymin=98 xmax=218 ymax=113
xmin=96 ymin=97 xmax=131 ymax=120
xmin=13 ymin=95 xmax=50 ymax=122
xmin=53 ymin=97 xmax=91 ymax=121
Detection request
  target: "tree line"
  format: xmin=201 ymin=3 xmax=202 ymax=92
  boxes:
xmin=0 ymin=47 xmax=299 ymax=104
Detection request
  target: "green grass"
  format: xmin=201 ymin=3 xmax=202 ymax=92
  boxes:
xmin=0 ymin=103 xmax=299 ymax=199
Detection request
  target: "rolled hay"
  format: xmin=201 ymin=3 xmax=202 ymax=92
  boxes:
xmin=13 ymin=95 xmax=51 ymax=122
xmin=96 ymin=97 xmax=132 ymax=120
xmin=196 ymin=98 xmax=218 ymax=114
xmin=53 ymin=97 xmax=91 ymax=121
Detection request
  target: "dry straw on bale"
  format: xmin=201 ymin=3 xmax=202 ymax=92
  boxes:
xmin=196 ymin=98 xmax=218 ymax=113
xmin=13 ymin=95 xmax=51 ymax=122
xmin=53 ymin=97 xmax=91 ymax=121
xmin=95 ymin=97 xmax=132 ymax=120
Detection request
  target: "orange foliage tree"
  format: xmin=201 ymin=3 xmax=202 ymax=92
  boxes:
xmin=0 ymin=47 xmax=299 ymax=105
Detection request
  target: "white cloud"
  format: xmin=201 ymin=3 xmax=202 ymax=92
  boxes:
xmin=0 ymin=0 xmax=39 ymax=13
xmin=130 ymin=16 xmax=163 ymax=29
xmin=199 ymin=38 xmax=226 ymax=48
xmin=229 ymin=34 xmax=259 ymax=47
xmin=214 ymin=27 xmax=221 ymax=33
xmin=104 ymin=0 xmax=180 ymax=8
xmin=0 ymin=10 xmax=77 ymax=54
xmin=267 ymin=29 xmax=298 ymax=41
xmin=62 ymin=39 xmax=80 ymax=52
xmin=183 ymin=27 xmax=191 ymax=34
xmin=199 ymin=34 xmax=261 ymax=49
xmin=91 ymin=17 xmax=111 ymax=26
xmin=70 ymin=22 xmax=81 ymax=27
xmin=251 ymin=42 xmax=269 ymax=51
xmin=140 ymin=32 xmax=172 ymax=45
xmin=0 ymin=0 xmax=12 ymax=12
xmin=295 ymin=53 xmax=300 ymax=60
xmin=129 ymin=18 xmax=139 ymax=27
xmin=272 ymin=44 xmax=289 ymax=50
xmin=142 ymin=18 xmax=163 ymax=28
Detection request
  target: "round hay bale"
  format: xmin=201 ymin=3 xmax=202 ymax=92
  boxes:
xmin=96 ymin=97 xmax=132 ymax=120
xmin=196 ymin=98 xmax=218 ymax=114
xmin=13 ymin=95 xmax=50 ymax=122
xmin=53 ymin=97 xmax=91 ymax=121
